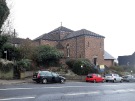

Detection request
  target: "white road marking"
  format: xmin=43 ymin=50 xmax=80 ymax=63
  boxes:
xmin=104 ymin=89 xmax=135 ymax=94
xmin=1 ymin=88 xmax=135 ymax=100
xmin=0 ymin=88 xmax=33 ymax=91
xmin=0 ymin=85 xmax=134 ymax=94
xmin=127 ymin=89 xmax=135 ymax=92
xmin=42 ymin=85 xmax=118 ymax=89
xmin=65 ymin=88 xmax=135 ymax=96
xmin=0 ymin=97 xmax=35 ymax=101
xmin=65 ymin=91 xmax=100 ymax=96
xmin=43 ymin=86 xmax=90 ymax=89
xmin=113 ymin=89 xmax=128 ymax=93
xmin=0 ymin=86 xmax=95 ymax=91
xmin=102 ymin=85 xmax=117 ymax=87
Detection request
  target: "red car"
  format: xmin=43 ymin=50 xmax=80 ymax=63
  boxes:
xmin=86 ymin=73 xmax=105 ymax=83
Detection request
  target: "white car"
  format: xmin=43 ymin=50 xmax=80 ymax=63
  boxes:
xmin=105 ymin=74 xmax=123 ymax=83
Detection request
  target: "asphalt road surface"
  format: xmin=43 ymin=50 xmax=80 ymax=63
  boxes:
xmin=0 ymin=81 xmax=135 ymax=101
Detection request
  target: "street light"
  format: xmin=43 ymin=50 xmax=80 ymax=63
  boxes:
xmin=81 ymin=65 xmax=83 ymax=69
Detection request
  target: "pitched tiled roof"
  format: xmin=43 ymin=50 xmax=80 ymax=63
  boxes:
xmin=48 ymin=26 xmax=74 ymax=34
xmin=9 ymin=38 xmax=31 ymax=44
xmin=33 ymin=34 xmax=45 ymax=41
xmin=132 ymin=52 xmax=135 ymax=56
xmin=34 ymin=26 xmax=105 ymax=41
xmin=33 ymin=26 xmax=74 ymax=41
xmin=63 ymin=29 xmax=105 ymax=39
xmin=104 ymin=51 xmax=115 ymax=60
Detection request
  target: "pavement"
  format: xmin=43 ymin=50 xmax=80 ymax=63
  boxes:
xmin=0 ymin=78 xmax=82 ymax=85
xmin=0 ymin=78 xmax=33 ymax=85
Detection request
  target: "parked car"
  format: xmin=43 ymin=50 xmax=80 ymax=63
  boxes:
xmin=32 ymin=71 xmax=66 ymax=84
xmin=122 ymin=75 xmax=135 ymax=82
xmin=86 ymin=73 xmax=105 ymax=83
xmin=105 ymin=73 xmax=123 ymax=83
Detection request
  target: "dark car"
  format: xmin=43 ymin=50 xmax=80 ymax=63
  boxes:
xmin=122 ymin=75 xmax=135 ymax=82
xmin=86 ymin=73 xmax=105 ymax=83
xmin=32 ymin=71 xmax=66 ymax=84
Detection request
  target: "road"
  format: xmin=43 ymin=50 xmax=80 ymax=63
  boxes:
xmin=0 ymin=81 xmax=135 ymax=101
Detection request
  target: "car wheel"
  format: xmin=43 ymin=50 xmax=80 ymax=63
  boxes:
xmin=113 ymin=79 xmax=116 ymax=83
xmin=60 ymin=79 xmax=65 ymax=83
xmin=93 ymin=80 xmax=96 ymax=83
xmin=120 ymin=80 xmax=123 ymax=83
xmin=102 ymin=80 xmax=105 ymax=83
xmin=42 ymin=79 xmax=47 ymax=84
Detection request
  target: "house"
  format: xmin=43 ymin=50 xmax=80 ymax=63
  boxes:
xmin=9 ymin=37 xmax=31 ymax=47
xmin=104 ymin=51 xmax=115 ymax=67
xmin=118 ymin=52 xmax=135 ymax=67
xmin=33 ymin=26 xmax=115 ymax=67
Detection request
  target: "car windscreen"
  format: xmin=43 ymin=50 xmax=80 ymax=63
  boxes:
xmin=39 ymin=71 xmax=51 ymax=76
xmin=124 ymin=75 xmax=133 ymax=78
xmin=87 ymin=74 xmax=97 ymax=78
xmin=52 ymin=72 xmax=59 ymax=77
xmin=124 ymin=76 xmax=129 ymax=78
xmin=105 ymin=74 xmax=112 ymax=76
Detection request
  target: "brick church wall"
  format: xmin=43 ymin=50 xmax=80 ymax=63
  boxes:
xmin=85 ymin=36 xmax=104 ymax=65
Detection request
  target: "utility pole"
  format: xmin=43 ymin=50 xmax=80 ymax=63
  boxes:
xmin=0 ymin=29 xmax=2 ymax=35
xmin=61 ymin=22 xmax=62 ymax=26
xmin=13 ymin=29 xmax=16 ymax=61
xmin=13 ymin=29 xmax=16 ymax=38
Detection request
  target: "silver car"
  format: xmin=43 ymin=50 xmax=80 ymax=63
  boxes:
xmin=122 ymin=75 xmax=135 ymax=82
xmin=105 ymin=74 xmax=123 ymax=83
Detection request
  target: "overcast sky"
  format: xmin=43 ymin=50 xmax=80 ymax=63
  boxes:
xmin=11 ymin=0 xmax=135 ymax=59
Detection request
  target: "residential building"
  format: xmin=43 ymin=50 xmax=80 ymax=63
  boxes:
xmin=9 ymin=37 xmax=31 ymax=47
xmin=118 ymin=52 xmax=135 ymax=67
xmin=104 ymin=51 xmax=115 ymax=67
xmin=33 ymin=26 xmax=115 ymax=67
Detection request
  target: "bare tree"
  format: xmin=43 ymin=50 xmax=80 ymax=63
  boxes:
xmin=19 ymin=39 xmax=36 ymax=59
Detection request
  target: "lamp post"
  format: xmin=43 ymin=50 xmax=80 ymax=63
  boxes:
xmin=131 ymin=70 xmax=133 ymax=75
xmin=81 ymin=65 xmax=84 ymax=74
xmin=4 ymin=50 xmax=7 ymax=60
xmin=81 ymin=65 xmax=83 ymax=81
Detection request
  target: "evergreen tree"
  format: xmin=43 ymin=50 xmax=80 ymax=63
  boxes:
xmin=0 ymin=0 xmax=9 ymax=30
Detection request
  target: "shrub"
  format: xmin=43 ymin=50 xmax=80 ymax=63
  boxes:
xmin=66 ymin=58 xmax=98 ymax=75
xmin=2 ymin=43 xmax=21 ymax=61
xmin=33 ymin=45 xmax=63 ymax=67
xmin=65 ymin=58 xmax=76 ymax=69
xmin=16 ymin=59 xmax=32 ymax=71
xmin=106 ymin=66 xmax=135 ymax=76
xmin=0 ymin=59 xmax=14 ymax=73
xmin=110 ymin=66 xmax=124 ymax=72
